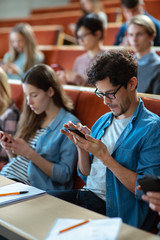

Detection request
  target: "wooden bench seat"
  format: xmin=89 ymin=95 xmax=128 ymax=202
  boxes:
xmin=30 ymin=0 xmax=121 ymax=15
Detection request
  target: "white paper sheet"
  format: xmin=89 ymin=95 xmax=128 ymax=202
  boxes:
xmin=0 ymin=182 xmax=45 ymax=207
xmin=45 ymin=218 xmax=122 ymax=240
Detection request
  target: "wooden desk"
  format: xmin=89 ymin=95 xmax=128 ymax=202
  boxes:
xmin=0 ymin=176 xmax=159 ymax=240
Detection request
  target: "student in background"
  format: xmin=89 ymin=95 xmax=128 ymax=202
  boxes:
xmin=2 ymin=23 xmax=44 ymax=80
xmin=0 ymin=67 xmax=19 ymax=168
xmin=80 ymin=0 xmax=107 ymax=28
xmin=0 ymin=64 xmax=79 ymax=191
xmin=69 ymin=0 xmax=107 ymax=35
xmin=127 ymin=14 xmax=160 ymax=94
xmin=57 ymin=14 xmax=104 ymax=86
xmin=114 ymin=0 xmax=160 ymax=46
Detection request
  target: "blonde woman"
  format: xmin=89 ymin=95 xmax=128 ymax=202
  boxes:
xmin=0 ymin=67 xmax=19 ymax=167
xmin=2 ymin=23 xmax=44 ymax=80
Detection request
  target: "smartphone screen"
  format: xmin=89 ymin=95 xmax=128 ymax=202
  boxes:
xmin=67 ymin=127 xmax=86 ymax=139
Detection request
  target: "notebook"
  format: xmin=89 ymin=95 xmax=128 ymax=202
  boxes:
xmin=45 ymin=217 xmax=122 ymax=240
xmin=0 ymin=182 xmax=46 ymax=207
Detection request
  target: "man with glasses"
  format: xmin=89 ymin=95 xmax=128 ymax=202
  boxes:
xmin=48 ymin=49 xmax=160 ymax=231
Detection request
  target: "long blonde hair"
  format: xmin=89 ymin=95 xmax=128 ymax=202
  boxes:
xmin=0 ymin=67 xmax=12 ymax=115
xmin=8 ymin=23 xmax=39 ymax=72
xmin=16 ymin=64 xmax=74 ymax=141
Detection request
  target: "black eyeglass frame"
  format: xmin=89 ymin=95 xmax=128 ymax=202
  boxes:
xmin=94 ymin=85 xmax=122 ymax=100
xmin=76 ymin=32 xmax=92 ymax=41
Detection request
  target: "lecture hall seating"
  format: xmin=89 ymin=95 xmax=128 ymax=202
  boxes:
xmin=30 ymin=0 xmax=121 ymax=15
xmin=0 ymin=11 xmax=82 ymax=35
xmin=37 ymin=45 xmax=160 ymax=71
xmin=144 ymin=0 xmax=160 ymax=20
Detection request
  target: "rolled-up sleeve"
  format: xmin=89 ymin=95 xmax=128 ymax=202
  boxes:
xmin=51 ymin=135 xmax=77 ymax=184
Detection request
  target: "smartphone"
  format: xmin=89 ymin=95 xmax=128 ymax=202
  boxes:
xmin=67 ymin=127 xmax=86 ymax=139
xmin=50 ymin=64 xmax=64 ymax=72
xmin=0 ymin=131 xmax=12 ymax=143
xmin=138 ymin=175 xmax=160 ymax=193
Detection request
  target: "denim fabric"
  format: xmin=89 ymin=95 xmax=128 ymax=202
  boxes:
xmin=28 ymin=108 xmax=79 ymax=191
xmin=78 ymin=99 xmax=160 ymax=229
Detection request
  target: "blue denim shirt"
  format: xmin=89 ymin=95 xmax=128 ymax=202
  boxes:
xmin=28 ymin=108 xmax=79 ymax=191
xmin=79 ymin=99 xmax=160 ymax=229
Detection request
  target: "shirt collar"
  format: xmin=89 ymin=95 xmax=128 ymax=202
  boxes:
xmin=46 ymin=108 xmax=66 ymax=131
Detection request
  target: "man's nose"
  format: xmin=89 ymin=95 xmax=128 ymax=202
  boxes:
xmin=103 ymin=96 xmax=112 ymax=105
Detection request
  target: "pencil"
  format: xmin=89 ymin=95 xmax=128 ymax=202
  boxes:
xmin=59 ymin=219 xmax=90 ymax=234
xmin=0 ymin=191 xmax=28 ymax=197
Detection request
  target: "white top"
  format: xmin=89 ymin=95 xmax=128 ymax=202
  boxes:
xmin=85 ymin=116 xmax=131 ymax=201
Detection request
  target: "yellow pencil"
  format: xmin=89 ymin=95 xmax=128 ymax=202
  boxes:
xmin=0 ymin=191 xmax=28 ymax=197
xmin=59 ymin=219 xmax=90 ymax=234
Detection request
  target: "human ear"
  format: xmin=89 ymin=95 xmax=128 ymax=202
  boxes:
xmin=129 ymin=77 xmax=137 ymax=90
xmin=94 ymin=30 xmax=102 ymax=40
xmin=47 ymin=86 xmax=54 ymax=97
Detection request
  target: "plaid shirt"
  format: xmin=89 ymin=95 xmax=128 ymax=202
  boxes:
xmin=0 ymin=102 xmax=19 ymax=163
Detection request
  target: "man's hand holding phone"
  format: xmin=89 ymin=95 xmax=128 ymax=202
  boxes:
xmin=61 ymin=121 xmax=90 ymax=144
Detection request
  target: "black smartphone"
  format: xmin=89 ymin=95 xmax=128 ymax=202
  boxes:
xmin=67 ymin=127 xmax=86 ymax=139
xmin=0 ymin=132 xmax=12 ymax=143
xmin=138 ymin=175 xmax=160 ymax=193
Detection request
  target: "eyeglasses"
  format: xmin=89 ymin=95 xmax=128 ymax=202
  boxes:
xmin=76 ymin=32 xmax=92 ymax=41
xmin=94 ymin=85 xmax=122 ymax=100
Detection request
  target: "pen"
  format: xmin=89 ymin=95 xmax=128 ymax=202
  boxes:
xmin=0 ymin=191 xmax=28 ymax=197
xmin=59 ymin=219 xmax=90 ymax=234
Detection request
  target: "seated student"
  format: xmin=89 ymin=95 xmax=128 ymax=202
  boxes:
xmin=48 ymin=50 xmax=160 ymax=230
xmin=0 ymin=67 xmax=19 ymax=167
xmin=2 ymin=23 xmax=44 ymax=80
xmin=69 ymin=0 xmax=107 ymax=35
xmin=0 ymin=64 xmax=79 ymax=191
xmin=114 ymin=0 xmax=160 ymax=46
xmin=127 ymin=14 xmax=160 ymax=94
xmin=80 ymin=0 xmax=107 ymax=28
xmin=57 ymin=14 xmax=105 ymax=86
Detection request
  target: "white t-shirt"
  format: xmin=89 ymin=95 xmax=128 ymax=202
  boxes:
xmin=84 ymin=116 xmax=131 ymax=201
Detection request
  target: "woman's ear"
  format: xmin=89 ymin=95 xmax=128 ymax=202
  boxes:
xmin=47 ymin=87 xmax=54 ymax=97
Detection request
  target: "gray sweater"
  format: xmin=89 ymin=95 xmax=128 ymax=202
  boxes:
xmin=137 ymin=51 xmax=160 ymax=94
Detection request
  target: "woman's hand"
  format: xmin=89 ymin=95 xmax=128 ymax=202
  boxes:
xmin=0 ymin=134 xmax=31 ymax=158
xmin=2 ymin=63 xmax=20 ymax=75
xmin=56 ymin=70 xmax=67 ymax=84
xmin=0 ymin=131 xmax=13 ymax=144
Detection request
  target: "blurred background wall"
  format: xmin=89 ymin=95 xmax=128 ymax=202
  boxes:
xmin=0 ymin=0 xmax=69 ymax=19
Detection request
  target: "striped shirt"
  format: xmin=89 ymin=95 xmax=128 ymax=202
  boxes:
xmin=0 ymin=128 xmax=46 ymax=185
